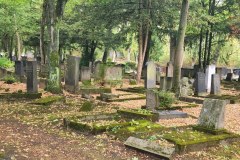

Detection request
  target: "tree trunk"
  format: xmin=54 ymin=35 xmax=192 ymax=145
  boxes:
xmin=172 ymin=0 xmax=189 ymax=95
xmin=102 ymin=48 xmax=108 ymax=63
xmin=170 ymin=33 xmax=177 ymax=63
xmin=198 ymin=27 xmax=203 ymax=69
xmin=43 ymin=0 xmax=68 ymax=94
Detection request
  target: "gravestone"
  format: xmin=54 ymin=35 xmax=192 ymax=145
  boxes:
xmin=216 ymin=67 xmax=228 ymax=80
xmin=210 ymin=74 xmax=221 ymax=95
xmin=180 ymin=77 xmax=193 ymax=97
xmin=15 ymin=61 xmax=25 ymax=76
xmin=146 ymin=89 xmax=159 ymax=110
xmin=156 ymin=67 xmax=161 ymax=84
xmin=26 ymin=61 xmax=38 ymax=93
xmin=144 ymin=61 xmax=156 ymax=89
xmin=94 ymin=61 xmax=102 ymax=79
xmin=226 ymin=73 xmax=233 ymax=81
xmin=166 ymin=62 xmax=173 ymax=77
xmin=65 ymin=55 xmax=80 ymax=93
xmin=160 ymin=77 xmax=166 ymax=91
xmin=158 ymin=110 xmax=188 ymax=119
xmin=80 ymin=66 xmax=91 ymax=81
xmin=181 ymin=68 xmax=194 ymax=78
xmin=166 ymin=77 xmax=173 ymax=91
xmin=104 ymin=65 xmax=123 ymax=81
xmin=198 ymin=99 xmax=227 ymax=129
xmin=205 ymin=64 xmax=216 ymax=93
xmin=194 ymin=72 xmax=206 ymax=96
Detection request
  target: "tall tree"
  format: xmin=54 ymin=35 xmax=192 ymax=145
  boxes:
xmin=42 ymin=0 xmax=68 ymax=93
xmin=172 ymin=0 xmax=189 ymax=95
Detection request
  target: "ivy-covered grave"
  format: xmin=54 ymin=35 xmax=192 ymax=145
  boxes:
xmin=145 ymin=89 xmax=193 ymax=119
xmin=121 ymin=98 xmax=240 ymax=158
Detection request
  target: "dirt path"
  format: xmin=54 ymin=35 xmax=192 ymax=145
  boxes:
xmin=0 ymin=118 xmax=160 ymax=160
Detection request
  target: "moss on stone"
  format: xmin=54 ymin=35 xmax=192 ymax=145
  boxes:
xmin=79 ymin=87 xmax=111 ymax=94
xmin=79 ymin=101 xmax=94 ymax=112
xmin=0 ymin=92 xmax=42 ymax=99
xmin=82 ymin=80 xmax=92 ymax=86
xmin=32 ymin=96 xmax=64 ymax=105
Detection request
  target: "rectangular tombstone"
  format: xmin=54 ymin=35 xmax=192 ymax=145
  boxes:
xmin=194 ymin=72 xmax=206 ymax=96
xmin=160 ymin=77 xmax=166 ymax=91
xmin=26 ymin=61 xmax=38 ymax=93
xmin=205 ymin=65 xmax=216 ymax=93
xmin=225 ymin=73 xmax=233 ymax=81
xmin=80 ymin=66 xmax=91 ymax=81
xmin=104 ymin=65 xmax=123 ymax=81
xmin=216 ymin=67 xmax=227 ymax=80
xmin=166 ymin=77 xmax=173 ymax=91
xmin=210 ymin=74 xmax=221 ymax=95
xmin=94 ymin=61 xmax=102 ymax=79
xmin=181 ymin=68 xmax=194 ymax=78
xmin=156 ymin=67 xmax=161 ymax=84
xmin=144 ymin=61 xmax=156 ymax=89
xmin=15 ymin=61 xmax=25 ymax=76
xmin=146 ymin=89 xmax=159 ymax=110
xmin=65 ymin=55 xmax=80 ymax=93
xmin=198 ymin=99 xmax=227 ymax=129
xmin=166 ymin=62 xmax=173 ymax=77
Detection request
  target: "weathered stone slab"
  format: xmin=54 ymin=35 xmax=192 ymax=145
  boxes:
xmin=198 ymin=99 xmax=227 ymax=129
xmin=80 ymin=66 xmax=91 ymax=81
xmin=146 ymin=89 xmax=158 ymax=110
xmin=26 ymin=61 xmax=38 ymax=93
xmin=194 ymin=72 xmax=206 ymax=96
xmin=15 ymin=61 xmax=25 ymax=76
xmin=65 ymin=55 xmax=80 ymax=93
xmin=144 ymin=61 xmax=156 ymax=89
xmin=210 ymin=74 xmax=221 ymax=95
xmin=157 ymin=110 xmax=188 ymax=119
xmin=166 ymin=77 xmax=173 ymax=91
xmin=166 ymin=62 xmax=173 ymax=77
xmin=104 ymin=65 xmax=123 ymax=81
xmin=160 ymin=77 xmax=166 ymax=91
xmin=124 ymin=137 xmax=175 ymax=159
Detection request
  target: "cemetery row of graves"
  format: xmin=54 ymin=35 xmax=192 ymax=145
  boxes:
xmin=0 ymin=56 xmax=240 ymax=159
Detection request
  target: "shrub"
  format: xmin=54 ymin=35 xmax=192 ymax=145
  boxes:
xmin=155 ymin=91 xmax=175 ymax=109
xmin=0 ymin=57 xmax=14 ymax=69
xmin=2 ymin=75 xmax=18 ymax=84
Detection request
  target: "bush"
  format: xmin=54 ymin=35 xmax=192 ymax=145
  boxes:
xmin=125 ymin=62 xmax=136 ymax=71
xmin=155 ymin=91 xmax=175 ymax=109
xmin=0 ymin=57 xmax=14 ymax=69
xmin=2 ymin=75 xmax=18 ymax=84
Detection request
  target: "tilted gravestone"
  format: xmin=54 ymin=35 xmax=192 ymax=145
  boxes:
xmin=198 ymin=99 xmax=227 ymax=129
xmin=15 ymin=61 xmax=25 ymax=76
xmin=80 ymin=66 xmax=91 ymax=81
xmin=210 ymin=74 xmax=221 ymax=95
xmin=144 ymin=61 xmax=156 ymax=89
xmin=166 ymin=62 xmax=173 ymax=78
xmin=26 ymin=61 xmax=38 ymax=93
xmin=194 ymin=72 xmax=206 ymax=96
xmin=205 ymin=64 xmax=216 ymax=93
xmin=65 ymin=55 xmax=80 ymax=93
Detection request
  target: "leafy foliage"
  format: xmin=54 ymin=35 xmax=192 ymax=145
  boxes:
xmin=0 ymin=57 xmax=14 ymax=68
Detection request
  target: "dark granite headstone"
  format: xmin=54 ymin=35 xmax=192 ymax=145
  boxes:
xmin=194 ymin=72 xmax=206 ymax=96
xmin=144 ymin=61 xmax=156 ymax=89
xmin=65 ymin=55 xmax=80 ymax=93
xmin=226 ymin=73 xmax=233 ymax=81
xmin=210 ymin=74 xmax=221 ymax=95
xmin=15 ymin=61 xmax=25 ymax=76
xmin=26 ymin=61 xmax=38 ymax=93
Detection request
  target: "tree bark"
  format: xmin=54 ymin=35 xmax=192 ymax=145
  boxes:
xmin=170 ymin=33 xmax=177 ymax=63
xmin=198 ymin=27 xmax=203 ymax=68
xmin=172 ymin=0 xmax=189 ymax=95
xmin=102 ymin=48 xmax=108 ymax=63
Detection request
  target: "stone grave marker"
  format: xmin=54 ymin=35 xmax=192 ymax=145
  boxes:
xmin=104 ymin=65 xmax=123 ymax=81
xmin=26 ymin=61 xmax=38 ymax=93
xmin=158 ymin=110 xmax=188 ymax=119
xmin=198 ymin=99 xmax=227 ymax=129
xmin=160 ymin=76 xmax=166 ymax=91
xmin=146 ymin=89 xmax=159 ymax=110
xmin=226 ymin=73 xmax=233 ymax=81
xmin=210 ymin=74 xmax=221 ymax=95
xmin=94 ymin=61 xmax=102 ymax=79
xmin=65 ymin=55 xmax=80 ymax=93
xmin=15 ymin=61 xmax=25 ymax=76
xmin=156 ymin=67 xmax=161 ymax=84
xmin=180 ymin=77 xmax=193 ymax=97
xmin=80 ymin=66 xmax=91 ymax=81
xmin=144 ymin=61 xmax=156 ymax=89
xmin=205 ymin=64 xmax=216 ymax=93
xmin=166 ymin=77 xmax=173 ymax=91
xmin=194 ymin=72 xmax=206 ymax=96
xmin=166 ymin=62 xmax=173 ymax=77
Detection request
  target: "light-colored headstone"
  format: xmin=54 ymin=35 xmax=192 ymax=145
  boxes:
xmin=205 ymin=64 xmax=216 ymax=92
xmin=145 ymin=61 xmax=156 ymax=89
xmin=210 ymin=74 xmax=221 ymax=95
xmin=146 ymin=89 xmax=159 ymax=110
xmin=166 ymin=62 xmax=173 ymax=77
xmin=198 ymin=99 xmax=227 ymax=129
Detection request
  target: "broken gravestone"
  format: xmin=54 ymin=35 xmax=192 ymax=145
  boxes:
xmin=198 ymin=98 xmax=227 ymax=129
